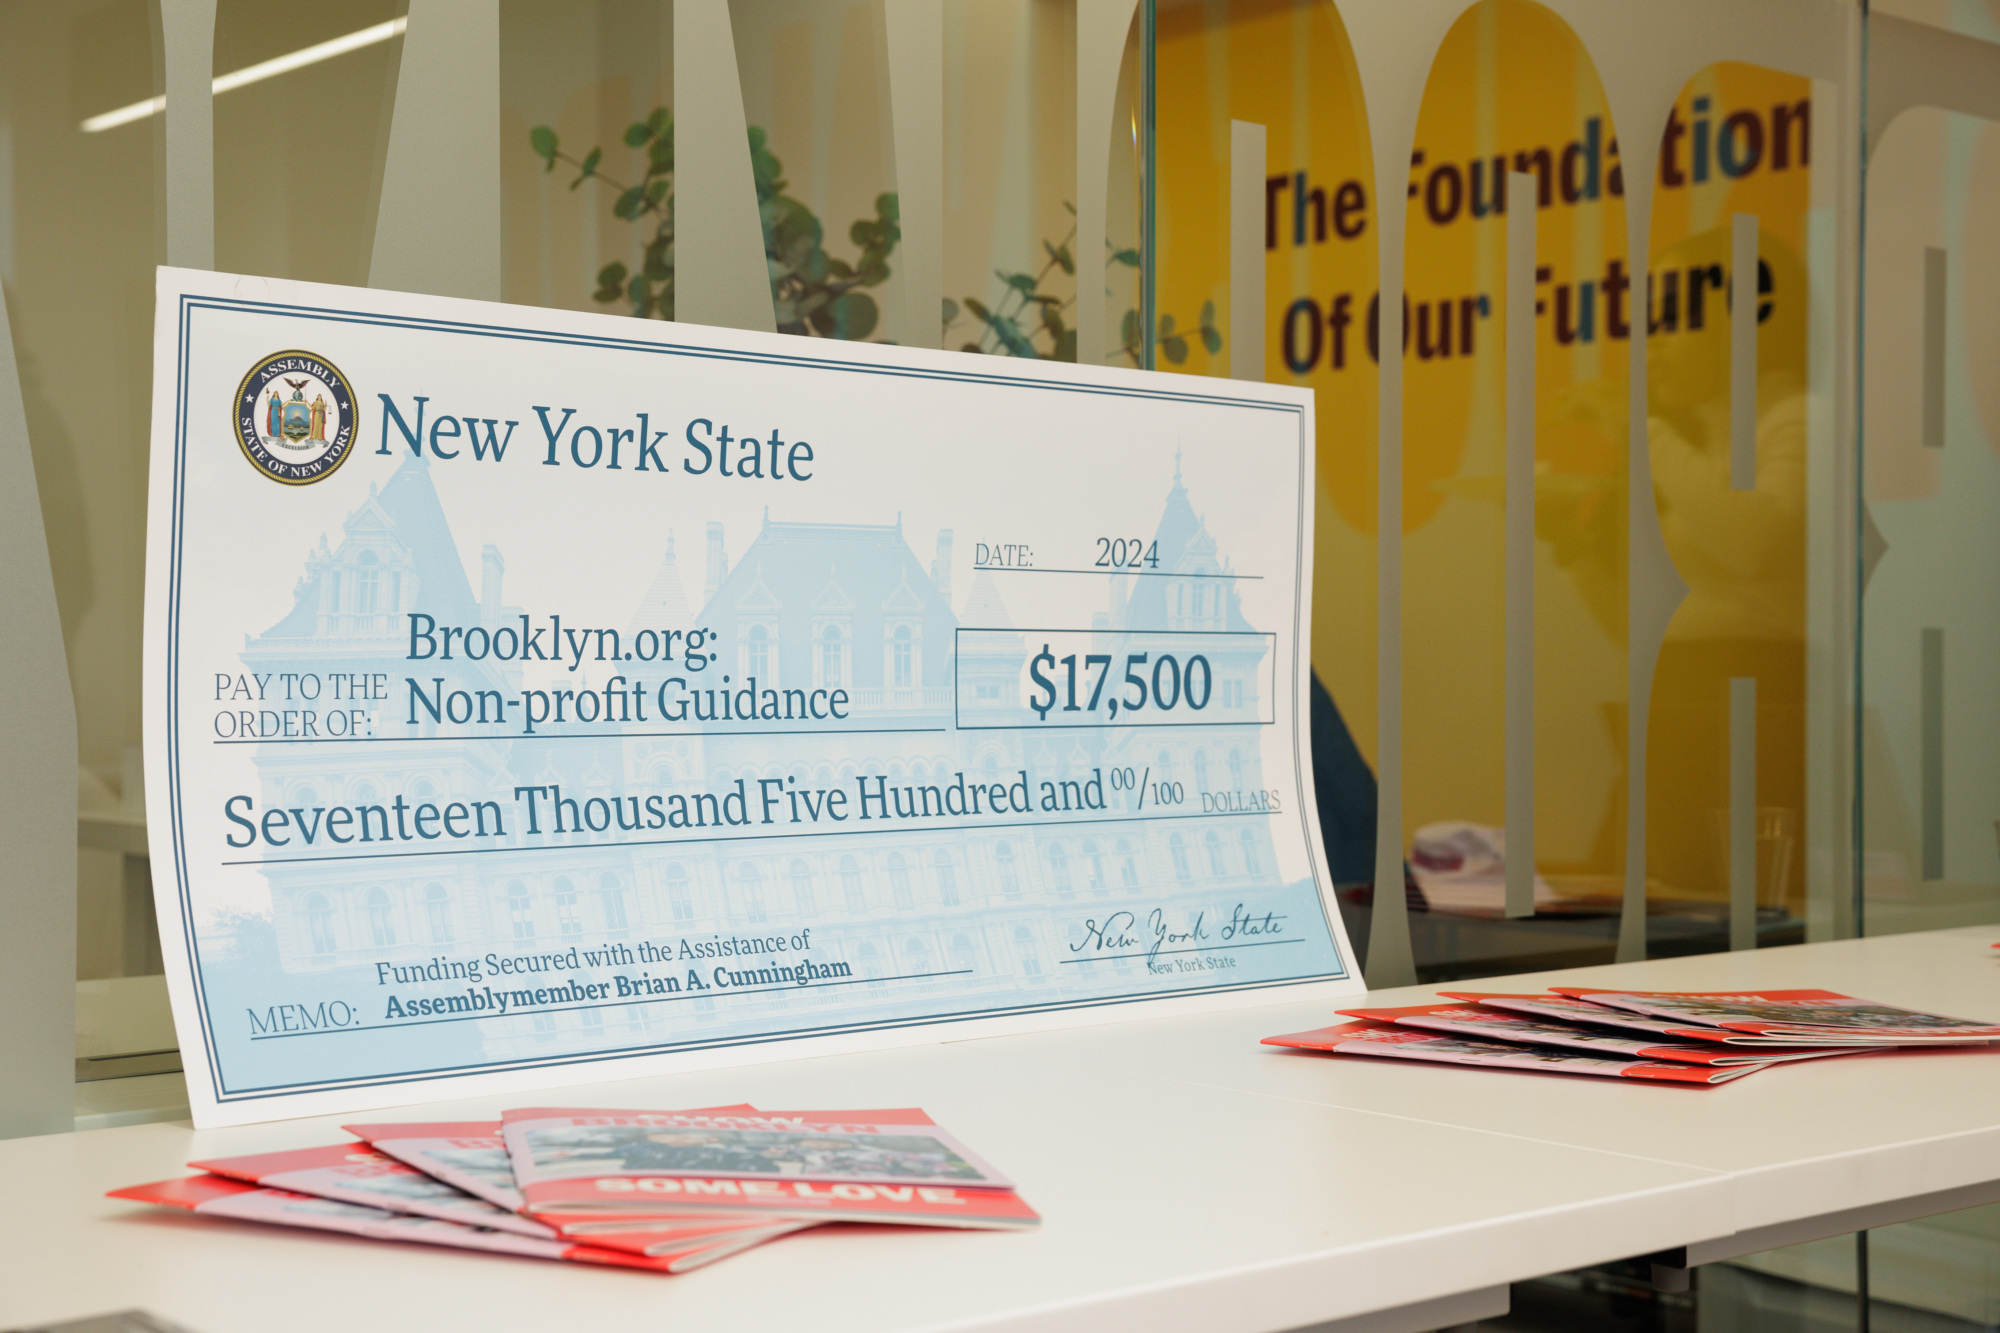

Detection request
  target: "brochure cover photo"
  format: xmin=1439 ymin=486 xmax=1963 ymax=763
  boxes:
xmin=500 ymin=1107 xmax=1010 ymax=1189
xmin=344 ymin=1104 xmax=761 ymax=1210
xmin=500 ymin=1106 xmax=1039 ymax=1226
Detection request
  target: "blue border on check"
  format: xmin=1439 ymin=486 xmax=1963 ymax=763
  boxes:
xmin=165 ymin=293 xmax=1347 ymax=1105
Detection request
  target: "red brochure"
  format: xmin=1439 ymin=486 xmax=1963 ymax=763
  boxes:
xmin=346 ymin=1104 xmax=760 ymax=1212
xmin=1263 ymin=1020 xmax=1765 ymax=1084
xmin=501 ymin=1104 xmax=1036 ymax=1229
xmin=347 ymin=1119 xmax=800 ymax=1248
xmin=108 ymin=1175 xmax=755 ymax=1273
xmin=187 ymin=1142 xmax=554 ymax=1238
xmin=1439 ymin=991 xmax=1889 ymax=1049
xmin=528 ymin=1179 xmax=1043 ymax=1230
xmin=340 ymin=1121 xmax=527 ymax=1212
xmin=1345 ymin=1001 xmax=1869 ymax=1066
xmin=548 ymin=1218 xmax=819 ymax=1259
xmin=501 ymin=1106 xmax=1013 ymax=1197
xmin=1549 ymin=987 xmax=2000 ymax=1042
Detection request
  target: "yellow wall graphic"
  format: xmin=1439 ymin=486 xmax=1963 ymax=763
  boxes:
xmin=1160 ymin=0 xmax=1810 ymax=908
xmin=1647 ymin=61 xmax=1811 ymax=910
xmin=1398 ymin=0 xmax=1629 ymax=891
xmin=1157 ymin=0 xmax=1380 ymax=781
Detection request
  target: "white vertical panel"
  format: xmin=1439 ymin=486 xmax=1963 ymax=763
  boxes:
xmin=672 ymin=0 xmax=774 ymax=332
xmin=1077 ymin=0 xmax=1141 ymax=368
xmin=1336 ymin=2 xmax=1467 ymax=988
xmin=1866 ymin=14 xmax=2000 ymax=149
xmin=1553 ymin=0 xmax=1853 ymax=957
xmin=1921 ymin=246 xmax=1947 ymax=451
xmin=370 ymin=0 xmax=500 ymax=300
xmin=1802 ymin=73 xmax=1845 ymax=945
xmin=1504 ymin=173 xmax=1536 ymax=920
xmin=1920 ymin=628 xmax=1944 ymax=881
xmin=1228 ymin=121 xmax=1265 ymax=383
xmin=0 ymin=282 xmax=77 ymax=1138
xmin=1730 ymin=212 xmax=1758 ymax=490
xmin=159 ymin=0 xmax=216 ymax=270
xmin=885 ymin=0 xmax=943 ymax=352
xmin=1553 ymin=6 xmax=1687 ymax=965
xmin=1729 ymin=676 xmax=1758 ymax=951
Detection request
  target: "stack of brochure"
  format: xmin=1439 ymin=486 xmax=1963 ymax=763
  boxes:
xmin=110 ymin=1104 xmax=1037 ymax=1272
xmin=1263 ymin=987 xmax=2000 ymax=1086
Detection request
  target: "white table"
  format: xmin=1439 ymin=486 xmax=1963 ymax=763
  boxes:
xmin=7 ymin=925 xmax=2000 ymax=1333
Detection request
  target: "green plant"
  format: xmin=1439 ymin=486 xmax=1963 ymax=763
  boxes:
xmin=943 ymin=206 xmax=1222 ymax=366
xmin=530 ymin=112 xmax=900 ymax=339
xmin=530 ymin=119 xmax=1217 ymax=364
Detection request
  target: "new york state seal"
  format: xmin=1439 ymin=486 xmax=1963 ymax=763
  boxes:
xmin=234 ymin=350 xmax=358 ymax=485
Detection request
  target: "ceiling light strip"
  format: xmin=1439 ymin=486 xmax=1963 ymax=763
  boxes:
xmin=81 ymin=16 xmax=407 ymax=134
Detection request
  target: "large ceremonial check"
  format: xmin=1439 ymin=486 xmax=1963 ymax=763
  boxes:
xmin=146 ymin=267 xmax=1359 ymax=1126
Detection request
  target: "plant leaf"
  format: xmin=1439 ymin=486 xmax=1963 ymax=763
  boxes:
xmin=580 ymin=147 xmax=602 ymax=179
xmin=1202 ymin=325 xmax=1222 ymax=355
xmin=816 ymin=290 xmax=879 ymax=341
xmin=747 ymin=125 xmax=783 ymax=193
xmin=1044 ymin=241 xmax=1075 ymax=275
xmin=1002 ymin=271 xmax=1038 ymax=296
xmin=529 ymin=125 xmax=558 ymax=166
xmin=942 ymin=297 xmax=959 ymax=325
xmin=624 ymin=121 xmax=651 ymax=147
xmin=1111 ymin=247 xmax=1141 ymax=267
xmin=1162 ymin=335 xmax=1189 ymax=364
xmin=983 ymin=313 xmax=1038 ymax=358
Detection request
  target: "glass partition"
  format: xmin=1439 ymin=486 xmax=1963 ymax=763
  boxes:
xmin=731 ymin=0 xmax=903 ymax=342
xmin=1155 ymin=0 xmax=1381 ymax=949
xmin=1860 ymin=101 xmax=2000 ymax=938
xmin=1146 ymin=0 xmax=1851 ymax=984
xmin=3 ymin=0 xmax=168 ymax=987
xmin=3 ymin=0 xmax=1991 ymax=1182
xmin=1643 ymin=59 xmax=1821 ymax=957
xmin=500 ymin=1 xmax=672 ymax=317
xmin=940 ymin=0 xmax=1079 ymax=360
xmin=1397 ymin=0 xmax=1634 ymax=978
xmin=212 ymin=0 xmax=404 ymax=287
